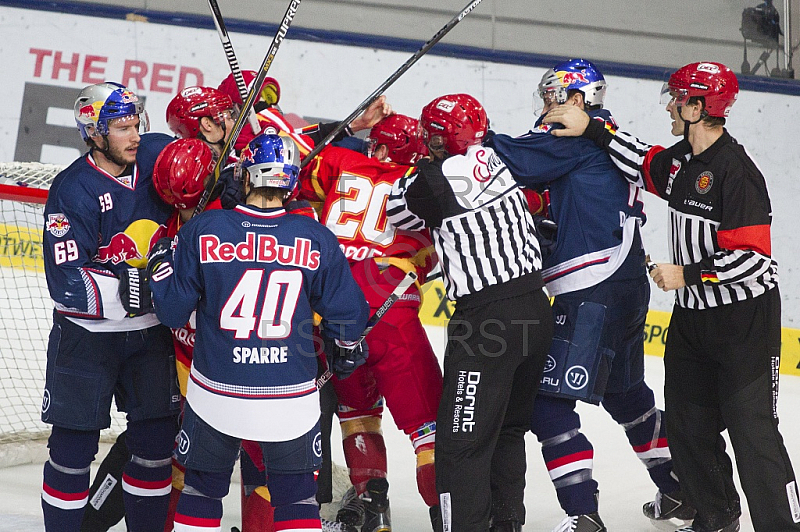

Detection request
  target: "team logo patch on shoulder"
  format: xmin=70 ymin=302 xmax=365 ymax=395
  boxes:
xmin=695 ymin=171 xmax=713 ymax=194
xmin=46 ymin=213 xmax=71 ymax=237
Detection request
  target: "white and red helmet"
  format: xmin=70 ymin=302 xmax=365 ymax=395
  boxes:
xmin=166 ymin=86 xmax=234 ymax=139
xmin=366 ymin=114 xmax=427 ymax=165
xmin=419 ymin=94 xmax=488 ymax=156
xmin=153 ymin=138 xmax=215 ymax=210
xmin=660 ymin=62 xmax=739 ymax=118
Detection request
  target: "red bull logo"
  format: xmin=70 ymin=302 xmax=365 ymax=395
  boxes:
xmin=78 ymin=102 xmax=104 ymax=122
xmin=119 ymin=90 xmax=139 ymax=104
xmin=558 ymin=71 xmax=589 ymax=86
xmin=46 ymin=213 xmax=71 ymax=237
xmin=95 ymin=219 xmax=166 ymax=268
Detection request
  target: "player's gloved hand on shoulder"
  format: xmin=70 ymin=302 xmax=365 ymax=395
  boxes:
xmin=118 ymin=268 xmax=153 ymax=317
xmin=323 ymin=336 xmax=368 ymax=380
xmin=146 ymin=237 xmax=174 ymax=282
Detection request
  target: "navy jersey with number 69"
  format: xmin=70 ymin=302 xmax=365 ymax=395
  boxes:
xmin=150 ymin=204 xmax=369 ymax=442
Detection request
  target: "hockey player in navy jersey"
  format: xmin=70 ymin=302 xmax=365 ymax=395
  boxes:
xmin=40 ymin=82 xmax=180 ymax=532
xmin=148 ymin=133 xmax=369 ymax=532
xmin=485 ymin=59 xmax=689 ymax=532
xmin=545 ymin=61 xmax=800 ymax=532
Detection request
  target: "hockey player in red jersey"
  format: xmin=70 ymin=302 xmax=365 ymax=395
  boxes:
xmin=298 ymin=114 xmax=444 ymax=532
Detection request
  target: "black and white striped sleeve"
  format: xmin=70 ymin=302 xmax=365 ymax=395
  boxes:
xmin=583 ymin=118 xmax=689 ymax=199
xmin=387 ymin=164 xmax=443 ymax=230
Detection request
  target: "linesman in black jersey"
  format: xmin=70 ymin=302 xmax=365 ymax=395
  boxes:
xmin=544 ymin=62 xmax=800 ymax=532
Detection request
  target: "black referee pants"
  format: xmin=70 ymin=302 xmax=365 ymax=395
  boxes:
xmin=664 ymin=288 xmax=800 ymax=531
xmin=436 ymin=282 xmax=552 ymax=532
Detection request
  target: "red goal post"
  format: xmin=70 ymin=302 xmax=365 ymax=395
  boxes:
xmin=0 ymin=162 xmax=125 ymax=466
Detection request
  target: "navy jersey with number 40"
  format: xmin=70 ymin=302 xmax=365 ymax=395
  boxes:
xmin=150 ymin=204 xmax=369 ymax=442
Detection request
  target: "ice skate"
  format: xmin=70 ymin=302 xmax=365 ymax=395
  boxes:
xmin=322 ymin=518 xmax=358 ymax=532
xmin=336 ymin=485 xmax=366 ymax=527
xmin=551 ymin=512 xmax=606 ymax=532
xmin=674 ymin=519 xmax=739 ymax=532
xmin=643 ymin=490 xmax=697 ymax=530
xmin=360 ymin=478 xmax=391 ymax=532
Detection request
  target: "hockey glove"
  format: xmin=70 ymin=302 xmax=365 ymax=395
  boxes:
xmin=145 ymin=237 xmax=174 ymax=283
xmin=322 ymin=336 xmax=369 ymax=380
xmin=533 ymin=215 xmax=558 ymax=261
xmin=118 ymin=268 xmax=153 ymax=317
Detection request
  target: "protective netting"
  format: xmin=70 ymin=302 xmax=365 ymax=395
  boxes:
xmin=0 ymin=163 xmax=124 ymax=464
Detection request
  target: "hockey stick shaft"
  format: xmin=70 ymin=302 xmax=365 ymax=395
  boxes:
xmin=299 ymin=0 xmax=485 ymax=169
xmin=206 ymin=0 xmax=262 ymax=135
xmin=194 ymin=0 xmax=302 ymax=217
xmin=316 ymin=269 xmax=419 ymax=389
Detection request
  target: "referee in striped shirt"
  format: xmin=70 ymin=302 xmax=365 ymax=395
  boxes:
xmin=387 ymin=93 xmax=552 ymax=532
xmin=544 ymin=63 xmax=800 ymax=532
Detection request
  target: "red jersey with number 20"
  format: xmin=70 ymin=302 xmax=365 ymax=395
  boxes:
xmin=300 ymin=146 xmax=432 ymax=263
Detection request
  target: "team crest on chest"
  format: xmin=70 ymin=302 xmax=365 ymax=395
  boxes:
xmin=695 ymin=171 xmax=713 ymax=194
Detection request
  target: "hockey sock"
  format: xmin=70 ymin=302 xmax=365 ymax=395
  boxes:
xmin=540 ymin=429 xmax=599 ymax=515
xmin=268 ymin=472 xmax=320 ymax=531
xmin=174 ymin=469 xmax=230 ymax=532
xmin=340 ymin=416 xmax=387 ymax=494
xmin=242 ymin=486 xmax=275 ymax=532
xmin=603 ymin=383 xmax=680 ymax=494
xmin=409 ymin=422 xmax=438 ymax=507
xmin=164 ymin=486 xmax=182 ymax=532
xmin=121 ymin=454 xmax=173 ymax=531
xmin=42 ymin=427 xmax=99 ymax=532
xmin=122 ymin=416 xmax=177 ymax=532
xmin=531 ymin=396 xmax=597 ymax=516
xmin=81 ymin=430 xmax=130 ymax=532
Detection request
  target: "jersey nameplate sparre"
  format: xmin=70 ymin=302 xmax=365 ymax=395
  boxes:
xmin=199 ymin=232 xmax=320 ymax=270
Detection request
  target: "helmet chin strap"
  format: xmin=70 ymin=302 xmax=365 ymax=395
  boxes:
xmin=679 ymin=104 xmax=707 ymax=140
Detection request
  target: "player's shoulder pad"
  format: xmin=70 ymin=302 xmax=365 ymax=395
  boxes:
xmin=46 ymin=156 xmax=103 ymax=210
xmin=137 ymin=133 xmax=176 ymax=167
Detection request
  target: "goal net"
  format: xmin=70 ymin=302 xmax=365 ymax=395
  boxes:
xmin=0 ymin=162 xmax=125 ymax=466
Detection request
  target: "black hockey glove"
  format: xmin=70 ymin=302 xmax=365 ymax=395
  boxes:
xmin=118 ymin=268 xmax=153 ymax=317
xmin=145 ymin=237 xmax=174 ymax=283
xmin=214 ymin=167 xmax=244 ymax=210
xmin=533 ymin=215 xmax=558 ymax=261
xmin=322 ymin=336 xmax=369 ymax=380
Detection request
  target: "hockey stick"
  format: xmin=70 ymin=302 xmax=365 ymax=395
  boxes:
xmin=206 ymin=0 xmax=262 ymax=135
xmin=316 ymin=269 xmax=419 ymax=389
xmin=299 ymin=0 xmax=485 ymax=170
xmin=194 ymin=0 xmax=302 ymax=217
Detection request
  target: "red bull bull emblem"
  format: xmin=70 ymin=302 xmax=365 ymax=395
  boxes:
xmin=559 ymin=71 xmax=589 ymax=85
xmin=46 ymin=213 xmax=71 ymax=237
xmin=95 ymin=220 xmax=166 ymax=268
xmin=78 ymin=104 xmax=98 ymax=121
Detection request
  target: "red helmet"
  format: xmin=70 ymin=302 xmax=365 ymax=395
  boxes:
xmin=217 ymin=70 xmax=281 ymax=107
xmin=663 ymin=62 xmax=739 ymax=118
xmin=419 ymin=94 xmax=488 ymax=156
xmin=366 ymin=114 xmax=427 ymax=165
xmin=166 ymin=86 xmax=234 ymax=139
xmin=153 ymin=138 xmax=215 ymax=210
